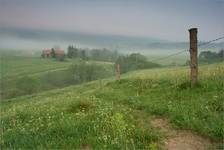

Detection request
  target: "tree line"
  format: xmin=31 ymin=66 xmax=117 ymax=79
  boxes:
xmin=67 ymin=45 xmax=119 ymax=62
xmin=67 ymin=46 xmax=160 ymax=73
xmin=199 ymin=49 xmax=224 ymax=63
xmin=116 ymin=53 xmax=160 ymax=73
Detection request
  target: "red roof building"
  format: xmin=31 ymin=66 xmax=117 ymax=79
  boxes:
xmin=55 ymin=49 xmax=65 ymax=57
xmin=42 ymin=48 xmax=51 ymax=58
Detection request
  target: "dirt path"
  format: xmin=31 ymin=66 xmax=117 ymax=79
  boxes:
xmin=151 ymin=118 xmax=217 ymax=150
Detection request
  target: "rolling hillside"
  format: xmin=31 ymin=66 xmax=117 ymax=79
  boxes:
xmin=1 ymin=63 xmax=223 ymax=149
xmin=1 ymin=55 xmax=114 ymax=99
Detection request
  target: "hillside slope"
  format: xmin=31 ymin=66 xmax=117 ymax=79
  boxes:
xmin=1 ymin=63 xmax=223 ymax=149
xmin=1 ymin=56 xmax=114 ymax=99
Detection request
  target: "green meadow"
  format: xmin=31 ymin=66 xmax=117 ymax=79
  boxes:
xmin=1 ymin=55 xmax=114 ymax=99
xmin=1 ymin=0 xmax=223 ymax=149
xmin=1 ymin=58 xmax=223 ymax=149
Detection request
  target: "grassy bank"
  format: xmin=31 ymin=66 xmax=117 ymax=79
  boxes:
xmin=0 ymin=63 xmax=223 ymax=149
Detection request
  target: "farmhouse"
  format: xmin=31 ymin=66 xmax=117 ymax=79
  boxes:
xmin=42 ymin=48 xmax=65 ymax=61
xmin=55 ymin=49 xmax=65 ymax=61
xmin=42 ymin=48 xmax=52 ymax=58
xmin=55 ymin=49 xmax=65 ymax=58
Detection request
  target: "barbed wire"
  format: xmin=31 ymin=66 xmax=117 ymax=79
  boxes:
xmin=150 ymin=35 xmax=224 ymax=62
xmin=198 ymin=36 xmax=224 ymax=48
xmin=150 ymin=50 xmax=187 ymax=62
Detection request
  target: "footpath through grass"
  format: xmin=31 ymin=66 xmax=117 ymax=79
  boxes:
xmin=0 ymin=63 xmax=223 ymax=149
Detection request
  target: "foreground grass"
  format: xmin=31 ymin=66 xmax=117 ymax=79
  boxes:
xmin=0 ymin=63 xmax=223 ymax=149
xmin=0 ymin=84 xmax=162 ymax=149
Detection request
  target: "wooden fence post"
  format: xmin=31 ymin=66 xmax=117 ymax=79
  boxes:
xmin=189 ymin=28 xmax=198 ymax=87
xmin=116 ymin=63 xmax=120 ymax=81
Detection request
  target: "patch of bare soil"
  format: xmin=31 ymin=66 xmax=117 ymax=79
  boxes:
xmin=151 ymin=118 xmax=218 ymax=150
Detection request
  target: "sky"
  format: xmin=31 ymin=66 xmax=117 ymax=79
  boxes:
xmin=0 ymin=0 xmax=224 ymax=42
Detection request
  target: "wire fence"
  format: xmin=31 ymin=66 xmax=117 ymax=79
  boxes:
xmin=198 ymin=36 xmax=224 ymax=48
xmin=150 ymin=36 xmax=224 ymax=63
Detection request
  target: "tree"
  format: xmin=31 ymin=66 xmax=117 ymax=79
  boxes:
xmin=51 ymin=48 xmax=56 ymax=58
xmin=67 ymin=45 xmax=74 ymax=58
xmin=80 ymin=50 xmax=87 ymax=60
xmin=70 ymin=61 xmax=112 ymax=83
xmin=218 ymin=49 xmax=224 ymax=60
xmin=67 ymin=45 xmax=79 ymax=58
xmin=67 ymin=46 xmax=119 ymax=62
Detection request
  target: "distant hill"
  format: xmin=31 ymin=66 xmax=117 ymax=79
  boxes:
xmin=0 ymin=27 xmax=223 ymax=54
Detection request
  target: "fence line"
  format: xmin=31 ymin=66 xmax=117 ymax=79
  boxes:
xmin=198 ymin=36 xmax=224 ymax=48
xmin=150 ymin=36 xmax=224 ymax=63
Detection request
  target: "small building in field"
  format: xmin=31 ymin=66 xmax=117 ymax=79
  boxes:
xmin=55 ymin=49 xmax=65 ymax=61
xmin=42 ymin=48 xmax=51 ymax=58
xmin=55 ymin=49 xmax=65 ymax=57
xmin=41 ymin=48 xmax=65 ymax=61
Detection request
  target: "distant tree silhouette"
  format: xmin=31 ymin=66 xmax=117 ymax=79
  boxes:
xmin=51 ymin=48 xmax=56 ymax=58
xmin=116 ymin=53 xmax=160 ymax=73
xmin=199 ymin=49 xmax=224 ymax=63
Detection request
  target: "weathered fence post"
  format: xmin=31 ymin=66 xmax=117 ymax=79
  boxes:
xmin=116 ymin=63 xmax=120 ymax=81
xmin=189 ymin=28 xmax=198 ymax=87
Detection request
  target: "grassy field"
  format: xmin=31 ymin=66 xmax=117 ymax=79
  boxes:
xmin=1 ymin=55 xmax=114 ymax=99
xmin=146 ymin=54 xmax=189 ymax=66
xmin=1 ymin=55 xmax=113 ymax=78
xmin=1 ymin=62 xmax=223 ymax=149
xmin=1 ymin=56 xmax=71 ymax=78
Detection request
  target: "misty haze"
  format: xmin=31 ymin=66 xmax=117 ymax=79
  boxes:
xmin=0 ymin=0 xmax=223 ymax=149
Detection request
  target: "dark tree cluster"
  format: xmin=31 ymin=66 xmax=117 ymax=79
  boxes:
xmin=67 ymin=45 xmax=119 ymax=62
xmin=116 ymin=53 xmax=160 ymax=73
xmin=70 ymin=61 xmax=113 ymax=83
xmin=67 ymin=46 xmax=80 ymax=58
xmin=199 ymin=49 xmax=224 ymax=63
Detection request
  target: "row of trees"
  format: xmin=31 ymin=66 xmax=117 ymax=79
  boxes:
xmin=67 ymin=46 xmax=86 ymax=60
xmin=116 ymin=53 xmax=160 ymax=73
xmin=67 ymin=45 xmax=119 ymax=62
xmin=199 ymin=49 xmax=224 ymax=63
xmin=4 ymin=61 xmax=113 ymax=99
xmin=70 ymin=61 xmax=113 ymax=83
xmin=67 ymin=46 xmax=161 ymax=73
